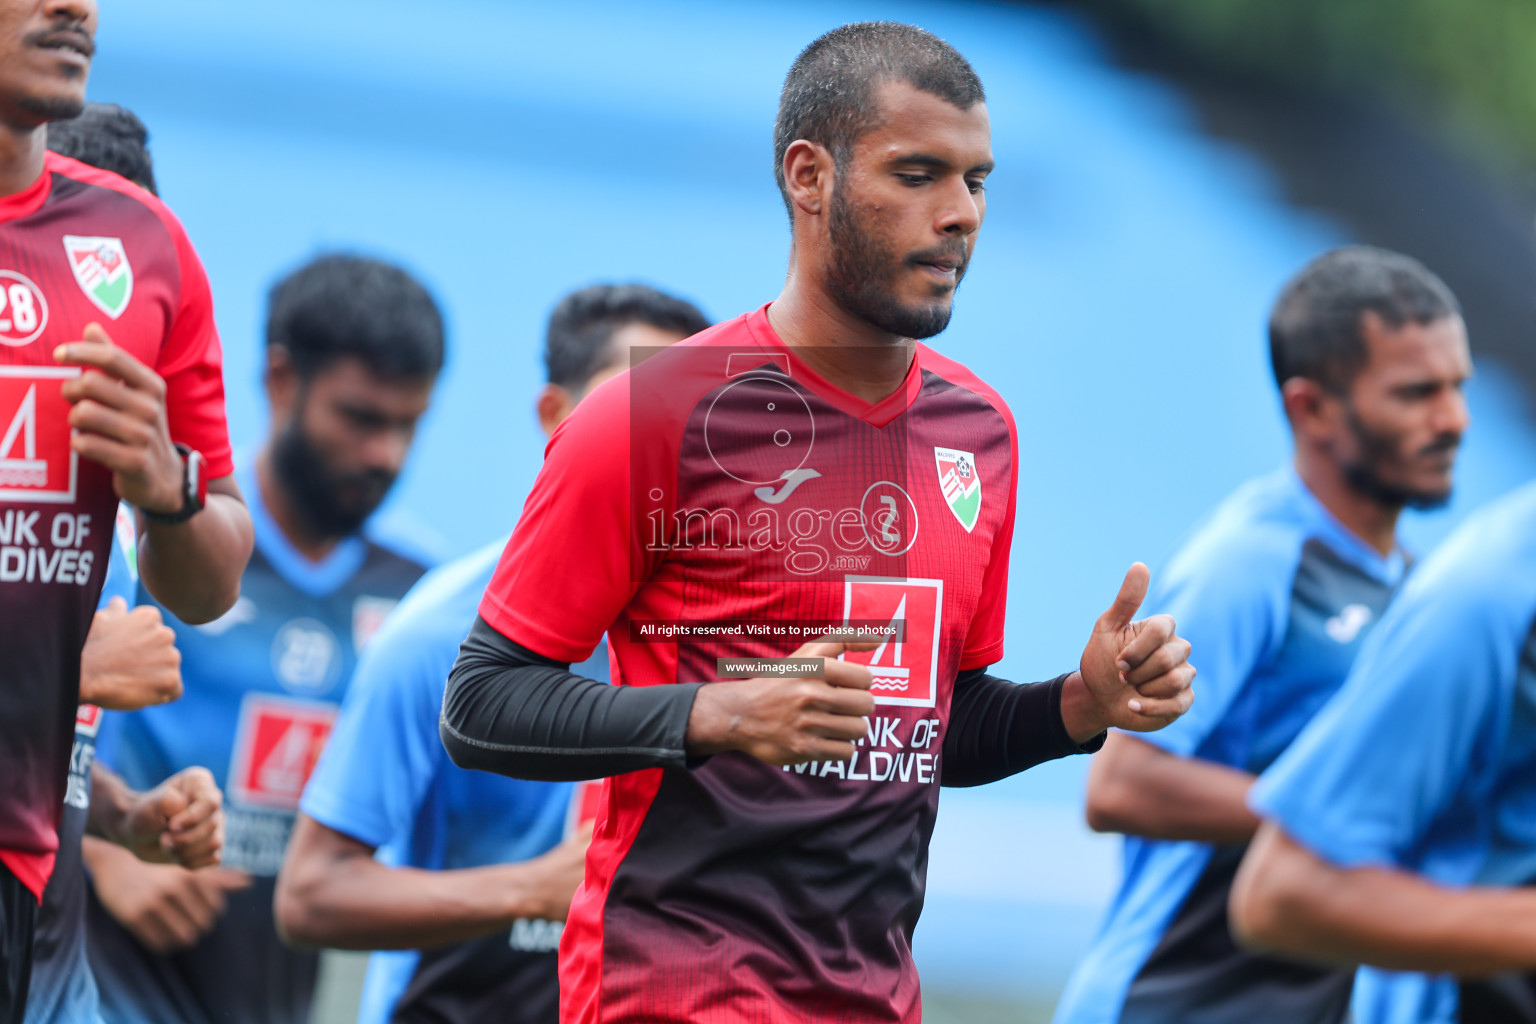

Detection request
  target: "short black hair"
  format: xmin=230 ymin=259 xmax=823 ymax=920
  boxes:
xmin=773 ymin=22 xmax=985 ymax=218
xmin=46 ymin=102 xmax=157 ymax=195
xmin=544 ymin=284 xmax=710 ymax=392
xmin=1269 ymin=246 xmax=1461 ymax=392
xmin=267 ymin=255 xmax=445 ymax=382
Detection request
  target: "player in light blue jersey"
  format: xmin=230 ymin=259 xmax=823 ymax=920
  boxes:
xmin=274 ymin=284 xmax=710 ymax=1024
xmin=1054 ymin=247 xmax=1472 ymax=1024
xmin=1232 ymin=481 xmax=1536 ymax=1023
xmin=84 ymin=255 xmax=447 ymax=1024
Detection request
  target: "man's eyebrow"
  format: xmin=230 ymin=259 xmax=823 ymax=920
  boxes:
xmin=889 ymin=152 xmax=995 ymax=174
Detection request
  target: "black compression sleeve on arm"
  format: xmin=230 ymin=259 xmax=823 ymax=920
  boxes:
xmin=941 ymin=668 xmax=1105 ymax=788
xmin=440 ymin=615 xmax=703 ymax=782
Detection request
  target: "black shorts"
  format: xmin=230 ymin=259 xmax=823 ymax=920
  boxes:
xmin=0 ymin=860 xmax=37 ymax=1024
xmin=1461 ymin=974 xmax=1536 ymax=1023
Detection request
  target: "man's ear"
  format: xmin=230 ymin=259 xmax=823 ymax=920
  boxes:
xmin=536 ymin=384 xmax=577 ymax=438
xmin=265 ymin=346 xmax=300 ymax=422
xmin=1280 ymin=377 xmax=1341 ymax=442
xmin=783 ymin=139 xmax=833 ymax=219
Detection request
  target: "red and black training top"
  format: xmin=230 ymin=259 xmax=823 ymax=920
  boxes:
xmin=468 ymin=306 xmax=1043 ymax=1024
xmin=0 ymin=152 xmax=233 ymax=899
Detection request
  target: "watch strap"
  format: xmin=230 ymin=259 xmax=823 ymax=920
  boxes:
xmin=139 ymin=444 xmax=207 ymax=525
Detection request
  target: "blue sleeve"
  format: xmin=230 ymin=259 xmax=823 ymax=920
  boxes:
xmin=95 ymin=503 xmax=139 ymax=610
xmin=1137 ymin=532 xmax=1291 ymax=758
xmin=300 ymin=613 xmax=451 ymax=850
xmin=1250 ymin=560 xmax=1515 ymax=870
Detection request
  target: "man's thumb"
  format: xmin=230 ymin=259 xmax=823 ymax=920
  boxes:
xmin=1099 ymin=562 xmax=1150 ymax=631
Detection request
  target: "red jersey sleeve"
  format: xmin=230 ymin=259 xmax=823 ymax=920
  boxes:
xmin=479 ymin=375 xmax=657 ymax=664
xmin=154 ymin=213 xmax=234 ymax=479
xmin=958 ymin=405 xmax=1018 ymax=672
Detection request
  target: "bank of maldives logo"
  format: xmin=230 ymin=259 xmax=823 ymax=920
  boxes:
xmin=0 ymin=366 xmax=80 ymax=502
xmin=934 ymin=446 xmax=981 ymax=532
xmin=842 ymin=576 xmax=943 ymax=708
xmin=63 ymin=236 xmax=133 ymax=319
xmin=229 ymin=692 xmax=337 ymax=810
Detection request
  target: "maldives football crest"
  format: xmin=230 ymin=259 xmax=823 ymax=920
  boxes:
xmin=934 ymin=446 xmax=981 ymax=532
xmin=63 ymin=236 xmax=133 ymax=319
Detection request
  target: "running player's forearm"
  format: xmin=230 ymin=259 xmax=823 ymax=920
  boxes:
xmin=940 ymin=669 xmax=1101 ymax=787
xmin=84 ymin=762 xmax=138 ymax=844
xmin=279 ymin=861 xmax=542 ymax=949
xmin=1085 ymin=732 xmax=1259 ymax=843
xmin=441 ymin=616 xmax=702 ymax=781
xmin=136 ymin=479 xmax=254 ymax=624
xmin=1232 ymin=823 xmax=1536 ymax=975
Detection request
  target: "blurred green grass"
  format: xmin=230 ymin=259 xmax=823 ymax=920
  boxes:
xmin=1065 ymin=0 xmax=1536 ymax=170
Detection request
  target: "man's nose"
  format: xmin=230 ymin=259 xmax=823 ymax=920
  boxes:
xmin=934 ymin=180 xmax=981 ymax=237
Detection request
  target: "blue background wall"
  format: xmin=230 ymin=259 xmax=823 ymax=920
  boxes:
xmin=87 ymin=0 xmax=1536 ymax=1000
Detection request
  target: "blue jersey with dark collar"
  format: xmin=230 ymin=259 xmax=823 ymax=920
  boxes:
xmin=301 ymin=538 xmax=606 ymax=1024
xmin=86 ymin=464 xmax=434 ymax=1024
xmin=1252 ymin=480 xmax=1536 ymax=1024
xmin=1055 ymin=468 xmax=1406 ymax=1024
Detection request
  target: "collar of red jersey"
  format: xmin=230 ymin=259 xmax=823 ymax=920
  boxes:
xmin=0 ymin=162 xmax=52 ymax=225
xmin=746 ymin=302 xmax=924 ymax=429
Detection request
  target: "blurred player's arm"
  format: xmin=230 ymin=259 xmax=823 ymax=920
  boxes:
xmin=1230 ymin=821 xmax=1536 ymax=975
xmin=442 ymin=618 xmax=704 ymax=780
xmin=84 ymin=765 xmax=247 ymax=954
xmin=79 ymin=596 xmax=183 ymax=710
xmin=84 ymin=836 xmax=250 ymax=954
xmin=1084 ymin=733 xmax=1258 ymax=843
xmin=57 ymin=325 xmax=253 ymax=624
xmin=86 ymin=763 xmax=224 ymax=869
xmin=442 ymin=621 xmax=878 ymax=779
xmin=275 ymin=813 xmax=589 ymax=950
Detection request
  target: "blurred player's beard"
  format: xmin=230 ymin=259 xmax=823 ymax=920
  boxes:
xmin=1340 ymin=404 xmax=1458 ymax=511
xmin=271 ymin=417 xmax=397 ymax=540
xmin=826 ymin=183 xmax=965 ymax=341
xmin=16 ymin=91 xmax=82 ymax=122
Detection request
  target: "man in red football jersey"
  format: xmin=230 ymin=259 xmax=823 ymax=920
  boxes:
xmin=0 ymin=1 xmax=253 ymax=1018
xmin=441 ymin=22 xmax=1196 ymax=1024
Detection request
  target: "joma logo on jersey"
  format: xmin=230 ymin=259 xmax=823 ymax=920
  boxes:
xmin=0 ymin=367 xmax=79 ymax=502
xmin=229 ymin=693 xmax=337 ymax=810
xmin=934 ymin=447 xmax=981 ymax=532
xmin=841 ymin=576 xmax=943 ymax=708
xmin=63 ymin=235 xmax=133 ymax=319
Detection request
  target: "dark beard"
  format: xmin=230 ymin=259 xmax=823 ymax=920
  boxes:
xmin=18 ymin=93 xmax=83 ymax=123
xmin=825 ymin=185 xmax=964 ymax=341
xmin=270 ymin=419 xmax=396 ymax=541
xmin=1340 ymin=405 xmax=1456 ymax=512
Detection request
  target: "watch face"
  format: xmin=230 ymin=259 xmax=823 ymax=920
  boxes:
xmin=186 ymin=448 xmax=207 ymax=510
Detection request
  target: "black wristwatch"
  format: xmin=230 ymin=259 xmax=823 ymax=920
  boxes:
xmin=140 ymin=443 xmax=208 ymax=525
